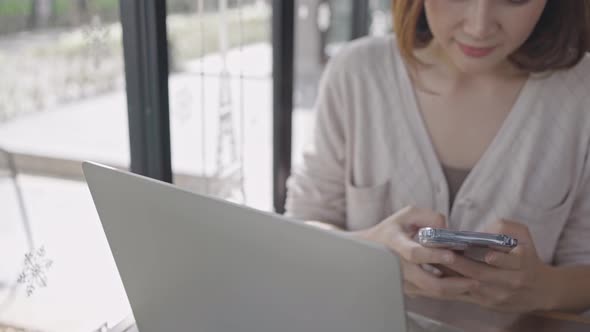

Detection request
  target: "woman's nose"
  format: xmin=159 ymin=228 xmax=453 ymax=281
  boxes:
xmin=463 ymin=0 xmax=499 ymax=40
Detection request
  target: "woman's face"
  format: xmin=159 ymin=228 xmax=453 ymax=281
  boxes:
xmin=423 ymin=0 xmax=548 ymax=75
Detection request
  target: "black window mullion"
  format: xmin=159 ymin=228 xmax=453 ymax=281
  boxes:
xmin=272 ymin=0 xmax=295 ymax=214
xmin=351 ymin=0 xmax=370 ymax=40
xmin=120 ymin=0 xmax=172 ymax=183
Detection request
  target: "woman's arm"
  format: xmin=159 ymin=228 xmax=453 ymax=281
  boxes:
xmin=548 ymin=145 xmax=590 ymax=312
xmin=284 ymin=52 xmax=350 ymax=229
xmin=546 ymin=265 xmax=590 ymax=312
xmin=304 ymin=220 xmax=344 ymax=231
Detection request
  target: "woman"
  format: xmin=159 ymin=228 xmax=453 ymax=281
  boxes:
xmin=285 ymin=0 xmax=590 ymax=314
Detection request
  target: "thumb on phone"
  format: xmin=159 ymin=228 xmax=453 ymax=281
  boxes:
xmin=396 ymin=206 xmax=447 ymax=234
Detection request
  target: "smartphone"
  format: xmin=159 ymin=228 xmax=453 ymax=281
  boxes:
xmin=417 ymin=227 xmax=518 ymax=252
xmin=417 ymin=227 xmax=518 ymax=277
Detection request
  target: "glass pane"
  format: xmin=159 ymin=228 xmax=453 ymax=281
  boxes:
xmin=0 ymin=1 xmax=131 ymax=330
xmin=293 ymin=0 xmax=347 ymax=168
xmin=292 ymin=0 xmax=393 ymax=168
xmin=368 ymin=0 xmax=392 ymax=36
xmin=167 ymin=0 xmax=273 ymax=211
xmin=325 ymin=0 xmax=352 ymax=56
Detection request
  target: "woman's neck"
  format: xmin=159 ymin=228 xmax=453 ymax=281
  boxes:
xmin=414 ymin=43 xmax=527 ymax=89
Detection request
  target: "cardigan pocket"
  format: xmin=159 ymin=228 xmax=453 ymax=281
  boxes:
xmin=504 ymin=201 xmax=571 ymax=264
xmin=345 ymin=180 xmax=391 ymax=231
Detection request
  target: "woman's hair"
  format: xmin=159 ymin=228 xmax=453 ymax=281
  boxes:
xmin=392 ymin=0 xmax=590 ymax=72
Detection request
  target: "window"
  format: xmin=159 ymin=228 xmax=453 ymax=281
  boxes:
xmin=0 ymin=1 xmax=382 ymax=330
xmin=166 ymin=0 xmax=273 ymax=210
xmin=292 ymin=0 xmax=392 ymax=169
xmin=0 ymin=1 xmax=131 ymax=330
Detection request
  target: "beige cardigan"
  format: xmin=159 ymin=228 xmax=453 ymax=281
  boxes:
xmin=285 ymin=35 xmax=590 ymax=266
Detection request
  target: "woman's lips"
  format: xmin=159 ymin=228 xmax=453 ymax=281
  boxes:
xmin=457 ymin=42 xmax=496 ymax=58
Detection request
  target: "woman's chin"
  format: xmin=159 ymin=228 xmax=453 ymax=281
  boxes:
xmin=451 ymin=58 xmax=506 ymax=76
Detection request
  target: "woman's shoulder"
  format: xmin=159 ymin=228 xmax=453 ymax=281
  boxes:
xmin=334 ymin=34 xmax=397 ymax=59
xmin=534 ymin=54 xmax=590 ymax=136
xmin=326 ymin=34 xmax=400 ymax=75
xmin=547 ymin=53 xmax=590 ymax=103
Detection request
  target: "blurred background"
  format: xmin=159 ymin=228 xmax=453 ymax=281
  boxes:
xmin=0 ymin=0 xmax=391 ymax=330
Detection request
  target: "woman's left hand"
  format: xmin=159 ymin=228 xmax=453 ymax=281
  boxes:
xmin=443 ymin=220 xmax=556 ymax=313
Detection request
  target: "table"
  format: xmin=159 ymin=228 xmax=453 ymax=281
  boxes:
xmin=105 ymin=296 xmax=590 ymax=332
xmin=406 ymin=296 xmax=590 ymax=332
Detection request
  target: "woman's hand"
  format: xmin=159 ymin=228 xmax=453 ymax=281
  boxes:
xmin=352 ymin=206 xmax=478 ymax=300
xmin=444 ymin=220 xmax=555 ymax=313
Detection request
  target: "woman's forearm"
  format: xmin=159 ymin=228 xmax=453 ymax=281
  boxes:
xmin=304 ymin=220 xmax=345 ymax=231
xmin=546 ymin=265 xmax=590 ymax=313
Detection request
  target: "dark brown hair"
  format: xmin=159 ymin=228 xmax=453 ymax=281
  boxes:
xmin=392 ymin=0 xmax=590 ymax=72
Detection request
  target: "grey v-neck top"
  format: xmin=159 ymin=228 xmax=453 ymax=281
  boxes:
xmin=285 ymin=35 xmax=590 ymax=267
xmin=442 ymin=165 xmax=471 ymax=211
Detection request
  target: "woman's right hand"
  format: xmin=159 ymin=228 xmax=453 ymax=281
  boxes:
xmin=351 ymin=206 xmax=478 ymax=300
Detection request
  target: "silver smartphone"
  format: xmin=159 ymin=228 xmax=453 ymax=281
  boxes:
xmin=417 ymin=227 xmax=518 ymax=252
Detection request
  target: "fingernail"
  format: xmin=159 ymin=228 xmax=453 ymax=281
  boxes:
xmin=486 ymin=253 xmax=495 ymax=263
xmin=443 ymin=253 xmax=454 ymax=263
xmin=432 ymin=267 xmax=442 ymax=276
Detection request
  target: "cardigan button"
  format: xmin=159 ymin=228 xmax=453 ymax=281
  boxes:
xmin=461 ymin=198 xmax=474 ymax=208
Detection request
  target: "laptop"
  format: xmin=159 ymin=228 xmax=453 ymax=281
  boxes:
xmin=83 ymin=162 xmax=461 ymax=332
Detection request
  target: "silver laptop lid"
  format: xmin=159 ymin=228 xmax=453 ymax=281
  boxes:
xmin=83 ymin=162 xmax=407 ymax=332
